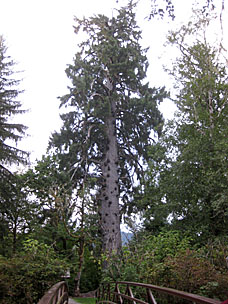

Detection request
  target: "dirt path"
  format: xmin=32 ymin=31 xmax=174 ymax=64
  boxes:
xmin=68 ymin=298 xmax=80 ymax=304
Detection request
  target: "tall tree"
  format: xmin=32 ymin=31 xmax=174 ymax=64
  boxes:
xmin=50 ymin=2 xmax=167 ymax=256
xmin=23 ymin=155 xmax=74 ymax=246
xmin=0 ymin=36 xmax=27 ymax=170
xmin=24 ymin=154 xmax=99 ymax=295
xmin=0 ymin=174 xmax=38 ymax=256
xmin=138 ymin=11 xmax=228 ymax=241
xmin=0 ymin=36 xmax=28 ymax=245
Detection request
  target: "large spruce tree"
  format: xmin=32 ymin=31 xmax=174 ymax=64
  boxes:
xmin=50 ymin=2 xmax=167 ymax=255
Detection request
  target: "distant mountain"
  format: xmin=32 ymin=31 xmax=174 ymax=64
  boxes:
xmin=121 ymin=231 xmax=133 ymax=245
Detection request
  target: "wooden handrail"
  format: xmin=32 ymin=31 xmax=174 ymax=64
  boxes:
xmin=38 ymin=281 xmax=68 ymax=304
xmin=96 ymin=281 xmax=221 ymax=304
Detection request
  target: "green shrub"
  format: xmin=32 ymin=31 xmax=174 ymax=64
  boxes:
xmin=102 ymin=231 xmax=228 ymax=302
xmin=66 ymin=246 xmax=101 ymax=296
xmin=160 ymin=248 xmax=228 ymax=301
xmin=0 ymin=239 xmax=69 ymax=304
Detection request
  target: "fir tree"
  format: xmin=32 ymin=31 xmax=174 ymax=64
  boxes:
xmin=0 ymin=36 xmax=27 ymax=167
xmin=0 ymin=36 xmax=28 ymax=212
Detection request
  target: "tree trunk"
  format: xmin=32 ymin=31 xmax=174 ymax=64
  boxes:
xmin=74 ymin=237 xmax=85 ymax=297
xmin=74 ymin=194 xmax=86 ymax=297
xmin=12 ymin=221 xmax=17 ymax=254
xmin=100 ymin=98 xmax=122 ymax=257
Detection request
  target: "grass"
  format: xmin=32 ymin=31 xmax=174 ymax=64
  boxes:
xmin=72 ymin=297 xmax=96 ymax=304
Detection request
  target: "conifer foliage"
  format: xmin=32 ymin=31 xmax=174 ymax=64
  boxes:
xmin=50 ymin=2 xmax=167 ymax=255
xmin=0 ymin=37 xmax=27 ymax=166
xmin=0 ymin=36 xmax=27 ymax=201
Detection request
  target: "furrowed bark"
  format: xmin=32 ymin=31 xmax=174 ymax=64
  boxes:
xmin=100 ymin=98 xmax=121 ymax=256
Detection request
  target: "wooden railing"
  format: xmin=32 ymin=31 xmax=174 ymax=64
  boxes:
xmin=38 ymin=281 xmax=68 ymax=304
xmin=96 ymin=281 xmax=221 ymax=304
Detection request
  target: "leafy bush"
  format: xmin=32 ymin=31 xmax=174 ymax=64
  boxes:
xmin=0 ymin=239 xmax=69 ymax=304
xmin=102 ymin=231 xmax=228 ymax=302
xmin=66 ymin=246 xmax=101 ymax=295
xmin=102 ymin=230 xmax=192 ymax=284
xmin=200 ymin=237 xmax=228 ymax=272
xmin=163 ymin=249 xmax=228 ymax=299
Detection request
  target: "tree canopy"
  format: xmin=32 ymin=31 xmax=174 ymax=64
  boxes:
xmin=0 ymin=36 xmax=29 ymax=255
xmin=137 ymin=10 xmax=228 ymax=242
xmin=49 ymin=1 xmax=167 ymax=255
xmin=0 ymin=36 xmax=27 ymax=169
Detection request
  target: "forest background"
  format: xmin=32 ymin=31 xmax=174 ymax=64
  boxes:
xmin=1 ymin=0 xmax=228 ymax=304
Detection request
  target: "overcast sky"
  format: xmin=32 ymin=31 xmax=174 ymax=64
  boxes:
xmin=0 ymin=0 xmax=226 ymax=166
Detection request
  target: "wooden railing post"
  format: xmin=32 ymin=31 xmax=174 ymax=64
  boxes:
xmin=115 ymin=282 xmax=123 ymax=304
xmin=106 ymin=282 xmax=110 ymax=301
xmin=146 ymin=288 xmax=157 ymax=304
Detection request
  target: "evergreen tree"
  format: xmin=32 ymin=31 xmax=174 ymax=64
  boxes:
xmin=0 ymin=36 xmax=27 ymax=169
xmin=0 ymin=36 xmax=28 ymax=239
xmin=49 ymin=2 xmax=167 ymax=255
